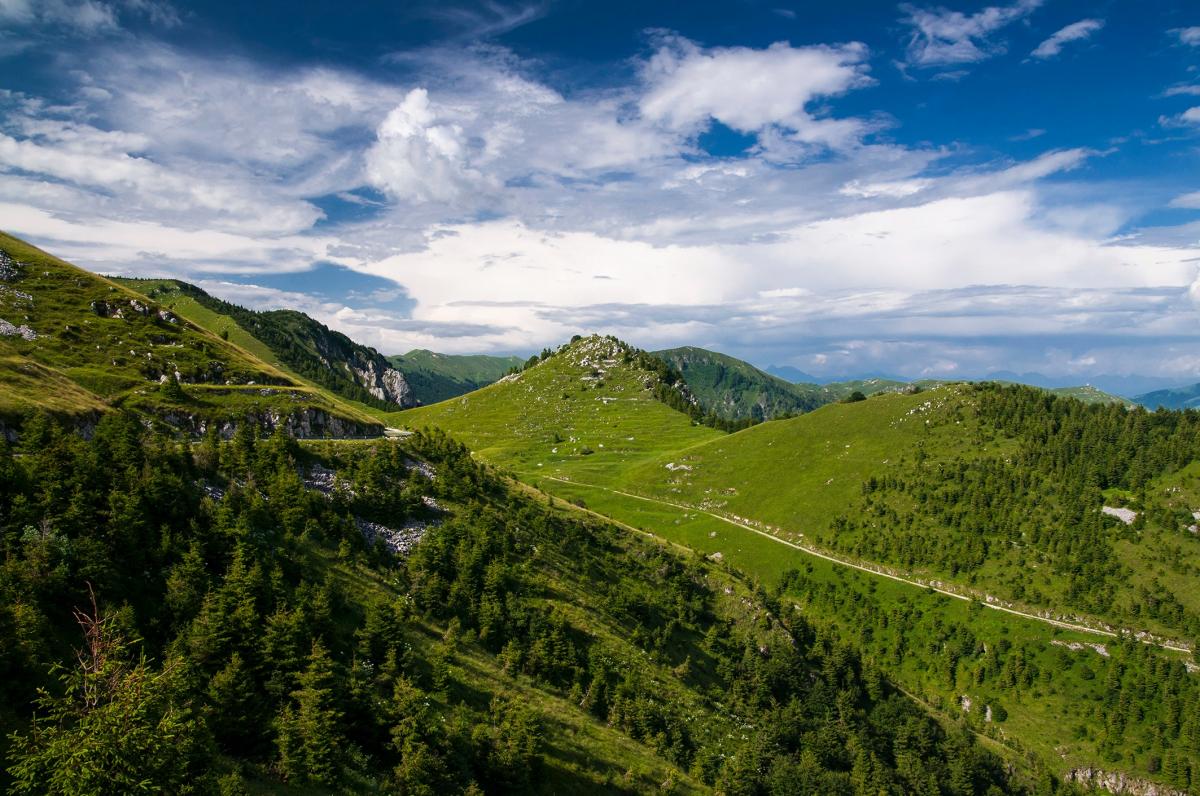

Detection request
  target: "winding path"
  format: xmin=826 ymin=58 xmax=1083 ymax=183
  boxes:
xmin=543 ymin=475 xmax=1193 ymax=655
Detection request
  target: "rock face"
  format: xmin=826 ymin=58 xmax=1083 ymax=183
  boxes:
xmin=346 ymin=353 xmax=414 ymax=407
xmin=302 ymin=319 xmax=416 ymax=407
xmin=1066 ymin=768 xmax=1186 ymax=796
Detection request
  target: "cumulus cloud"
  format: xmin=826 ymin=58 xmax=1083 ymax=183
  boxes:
xmin=1174 ymin=27 xmax=1200 ymax=46
xmin=1031 ymin=18 xmax=1103 ymax=59
xmin=365 ymin=88 xmax=494 ymax=203
xmin=639 ymin=37 xmax=872 ymax=149
xmin=329 ymin=189 xmax=1199 ymax=359
xmin=900 ymin=0 xmax=1043 ymax=67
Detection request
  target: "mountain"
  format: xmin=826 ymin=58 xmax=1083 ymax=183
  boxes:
xmin=1135 ymin=382 xmax=1200 ymax=410
xmin=395 ymin=340 xmax=1200 ymax=790
xmin=0 ymin=232 xmax=378 ymax=438
xmin=388 ymin=349 xmax=523 ymax=405
xmin=653 ymin=346 xmax=825 ymax=421
xmin=115 ymin=278 xmax=416 ymax=410
xmin=819 ymin=376 xmax=912 ymax=400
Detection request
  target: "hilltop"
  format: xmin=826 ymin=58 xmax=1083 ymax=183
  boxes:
xmin=397 ymin=335 xmax=723 ymax=477
xmin=0 ymin=233 xmax=378 ymax=437
xmin=388 ymin=349 xmax=523 ymax=404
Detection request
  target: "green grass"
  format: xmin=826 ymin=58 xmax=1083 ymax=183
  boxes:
xmin=111 ymin=278 xmax=289 ymax=370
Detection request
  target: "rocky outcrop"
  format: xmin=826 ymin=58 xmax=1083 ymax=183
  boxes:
xmin=347 ymin=354 xmax=414 ymax=407
xmin=159 ymin=407 xmax=383 ymax=439
xmin=1065 ymin=768 xmax=1186 ymax=796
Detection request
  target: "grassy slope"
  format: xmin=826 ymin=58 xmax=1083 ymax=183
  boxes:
xmin=652 ymin=346 xmax=825 ymax=421
xmin=388 ymin=349 xmax=523 ymax=405
xmin=618 ymin=386 xmax=1200 ymax=636
xmin=392 ymin=347 xmax=1199 ymax=787
xmin=0 ymin=233 xmax=376 ymax=430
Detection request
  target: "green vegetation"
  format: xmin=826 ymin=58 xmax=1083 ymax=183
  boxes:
xmin=0 ymin=233 xmax=377 ymax=435
xmin=388 ymin=349 xmax=523 ymax=405
xmin=652 ymin=346 xmax=825 ymax=422
xmin=396 ymin=338 xmax=1200 ymax=790
xmin=0 ymin=412 xmax=1028 ymax=794
xmin=115 ymin=277 xmax=414 ymax=411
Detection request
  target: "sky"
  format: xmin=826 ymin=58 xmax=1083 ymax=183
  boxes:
xmin=1 ymin=0 xmax=1199 ymax=388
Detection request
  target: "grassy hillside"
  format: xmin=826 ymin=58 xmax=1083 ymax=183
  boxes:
xmin=620 ymin=385 xmax=1200 ymax=639
xmin=653 ymin=346 xmax=825 ymax=421
xmin=1136 ymin=383 xmax=1200 ymax=411
xmin=388 ymin=349 xmax=523 ymax=404
xmin=0 ymin=233 xmax=377 ymax=436
xmin=115 ymin=278 xmax=415 ymax=411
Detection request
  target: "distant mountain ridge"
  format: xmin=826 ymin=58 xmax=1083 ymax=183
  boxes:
xmin=1135 ymin=383 xmax=1200 ymax=410
xmin=388 ymin=349 xmax=523 ymax=405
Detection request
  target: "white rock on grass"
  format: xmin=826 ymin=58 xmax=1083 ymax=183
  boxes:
xmin=1101 ymin=506 xmax=1137 ymax=525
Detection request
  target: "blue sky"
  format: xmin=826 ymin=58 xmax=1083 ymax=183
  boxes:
xmin=1 ymin=0 xmax=1199 ymax=389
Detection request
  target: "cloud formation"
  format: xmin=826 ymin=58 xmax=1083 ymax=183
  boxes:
xmin=640 ymin=37 xmax=872 ymax=149
xmin=0 ymin=18 xmax=1198 ymax=381
xmin=1031 ymin=18 xmax=1103 ymax=59
xmin=900 ymin=0 xmax=1042 ymax=67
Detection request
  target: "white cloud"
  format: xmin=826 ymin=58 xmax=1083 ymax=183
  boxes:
xmin=1031 ymin=18 xmax=1103 ymax=59
xmin=901 ymin=0 xmax=1043 ymax=67
xmin=327 ymin=189 xmax=1199 ymax=358
xmin=839 ymin=178 xmax=932 ymax=199
xmin=365 ymin=88 xmax=494 ymax=203
xmin=1170 ymin=191 xmax=1200 ymax=209
xmin=0 ymin=0 xmax=174 ymax=33
xmin=1164 ymin=84 xmax=1200 ymax=97
xmin=639 ymin=37 xmax=872 ymax=148
xmin=1174 ymin=27 xmax=1200 ymax=46
xmin=1161 ymin=107 xmax=1200 ymax=127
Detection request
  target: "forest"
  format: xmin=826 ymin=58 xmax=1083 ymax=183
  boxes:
xmin=0 ymin=412 xmax=1030 ymax=794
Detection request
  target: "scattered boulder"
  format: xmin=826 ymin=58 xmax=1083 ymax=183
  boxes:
xmin=0 ymin=318 xmax=37 ymax=340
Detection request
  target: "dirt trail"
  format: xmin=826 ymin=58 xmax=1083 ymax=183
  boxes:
xmin=543 ymin=475 xmax=1194 ymax=656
